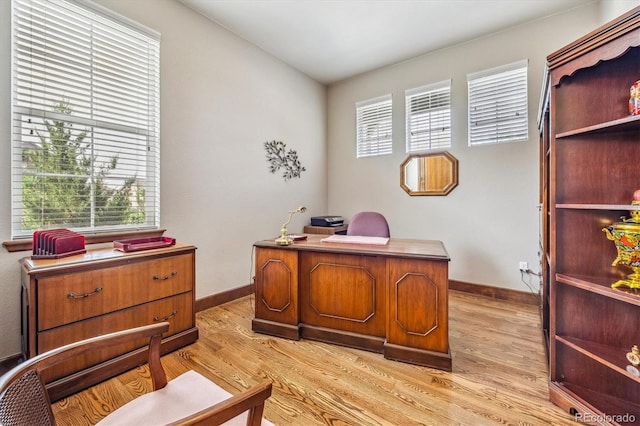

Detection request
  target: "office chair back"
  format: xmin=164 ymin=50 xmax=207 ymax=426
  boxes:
xmin=346 ymin=211 xmax=390 ymax=238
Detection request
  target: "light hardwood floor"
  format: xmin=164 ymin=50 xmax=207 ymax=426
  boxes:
xmin=52 ymin=291 xmax=578 ymax=425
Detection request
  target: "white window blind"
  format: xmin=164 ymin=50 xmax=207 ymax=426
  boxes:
xmin=405 ymin=80 xmax=451 ymax=152
xmin=356 ymin=94 xmax=392 ymax=158
xmin=11 ymin=0 xmax=160 ymax=238
xmin=468 ymin=60 xmax=528 ymax=146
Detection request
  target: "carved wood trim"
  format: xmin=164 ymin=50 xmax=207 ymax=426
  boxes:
xmin=548 ymin=6 xmax=640 ymax=86
xmin=259 ymin=259 xmax=292 ymax=312
xmin=393 ymin=272 xmax=439 ymax=337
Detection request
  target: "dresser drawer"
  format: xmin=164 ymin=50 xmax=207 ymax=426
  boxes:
xmin=38 ymin=292 xmax=194 ymax=381
xmin=37 ymin=253 xmax=194 ymax=331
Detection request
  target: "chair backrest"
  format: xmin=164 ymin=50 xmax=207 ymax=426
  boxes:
xmin=0 ymin=324 xmax=169 ymax=426
xmin=0 ymin=323 xmax=272 ymax=426
xmin=0 ymin=369 xmax=55 ymax=426
xmin=346 ymin=212 xmax=390 ymax=238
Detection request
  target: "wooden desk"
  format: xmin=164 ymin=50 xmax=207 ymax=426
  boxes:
xmin=252 ymin=235 xmax=451 ymax=370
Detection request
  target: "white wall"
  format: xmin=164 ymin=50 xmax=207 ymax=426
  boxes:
xmin=326 ymin=3 xmax=603 ymax=292
xmin=600 ymin=0 xmax=639 ymax=21
xmin=0 ymin=0 xmax=327 ymax=360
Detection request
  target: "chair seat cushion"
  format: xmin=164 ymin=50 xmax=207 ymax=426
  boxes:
xmin=96 ymin=370 xmax=273 ymax=426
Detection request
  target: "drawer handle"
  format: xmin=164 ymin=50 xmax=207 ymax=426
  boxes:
xmin=153 ymin=271 xmax=178 ymax=281
xmin=67 ymin=287 xmax=103 ymax=299
xmin=153 ymin=310 xmax=177 ymax=322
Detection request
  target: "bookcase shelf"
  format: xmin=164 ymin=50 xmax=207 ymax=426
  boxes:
xmin=555 ymin=114 xmax=640 ymax=138
xmin=539 ymin=6 xmax=640 ymax=425
xmin=556 ymin=204 xmax=640 ymax=211
xmin=556 ymin=273 xmax=640 ymax=305
xmin=556 ymin=335 xmax=640 ymax=384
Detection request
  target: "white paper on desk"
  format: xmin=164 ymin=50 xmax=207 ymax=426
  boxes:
xmin=320 ymin=235 xmax=389 ymax=245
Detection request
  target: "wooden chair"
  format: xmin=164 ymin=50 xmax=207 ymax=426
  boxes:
xmin=0 ymin=322 xmax=273 ymax=426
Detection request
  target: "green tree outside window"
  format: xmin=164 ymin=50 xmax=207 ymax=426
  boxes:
xmin=21 ymin=101 xmax=146 ymax=230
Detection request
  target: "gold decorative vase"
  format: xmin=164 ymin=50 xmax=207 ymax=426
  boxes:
xmin=602 ymin=190 xmax=640 ymax=290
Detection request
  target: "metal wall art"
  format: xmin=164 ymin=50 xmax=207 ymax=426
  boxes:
xmin=264 ymin=140 xmax=306 ymax=181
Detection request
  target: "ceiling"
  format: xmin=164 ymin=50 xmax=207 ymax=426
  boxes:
xmin=179 ymin=0 xmax=591 ymax=84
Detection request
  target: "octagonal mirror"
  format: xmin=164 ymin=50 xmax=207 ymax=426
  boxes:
xmin=400 ymin=151 xmax=458 ymax=196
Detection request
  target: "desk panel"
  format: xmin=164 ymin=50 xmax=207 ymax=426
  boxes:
xmin=299 ymin=251 xmax=386 ymax=350
xmin=253 ymin=248 xmax=299 ymax=340
xmin=385 ymin=257 xmax=450 ymax=370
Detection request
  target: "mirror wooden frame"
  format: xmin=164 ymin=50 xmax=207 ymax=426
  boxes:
xmin=400 ymin=151 xmax=459 ymax=196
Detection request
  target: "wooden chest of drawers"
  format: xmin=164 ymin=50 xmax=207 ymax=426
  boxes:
xmin=20 ymin=242 xmax=198 ymax=401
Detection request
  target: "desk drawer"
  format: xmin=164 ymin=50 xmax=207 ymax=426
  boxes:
xmin=37 ymin=253 xmax=194 ymax=331
xmin=38 ymin=291 xmax=193 ymax=381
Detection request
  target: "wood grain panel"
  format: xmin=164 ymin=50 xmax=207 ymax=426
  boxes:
xmin=37 ymin=254 xmax=194 ymax=330
xmin=38 ymin=292 xmax=193 ymax=382
xmin=300 ymin=252 xmax=385 ymax=337
xmin=394 ymin=273 xmax=439 ymax=335
xmin=385 ymin=257 xmax=450 ymax=369
xmin=254 ymin=248 xmax=298 ymax=326
xmin=425 ymin=155 xmax=452 ymax=191
xmin=387 ymin=258 xmax=448 ymax=351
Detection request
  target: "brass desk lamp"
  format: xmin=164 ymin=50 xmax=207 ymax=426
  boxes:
xmin=275 ymin=206 xmax=307 ymax=245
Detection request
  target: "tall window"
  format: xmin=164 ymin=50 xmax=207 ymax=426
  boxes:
xmin=356 ymin=94 xmax=392 ymax=158
xmin=467 ymin=60 xmax=528 ymax=146
xmin=405 ymin=80 xmax=451 ymax=152
xmin=11 ymin=0 xmax=160 ymax=238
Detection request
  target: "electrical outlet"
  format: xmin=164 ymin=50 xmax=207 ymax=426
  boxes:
xmin=519 ymin=261 xmax=528 ymax=272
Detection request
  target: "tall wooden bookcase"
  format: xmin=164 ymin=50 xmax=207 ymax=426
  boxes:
xmin=540 ymin=7 xmax=640 ymax=423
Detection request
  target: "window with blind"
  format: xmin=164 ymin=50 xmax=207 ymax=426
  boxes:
xmin=356 ymin=94 xmax=392 ymax=158
xmin=405 ymin=80 xmax=451 ymax=152
xmin=11 ymin=0 xmax=160 ymax=239
xmin=467 ymin=60 xmax=528 ymax=146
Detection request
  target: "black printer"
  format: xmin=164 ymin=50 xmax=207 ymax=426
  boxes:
xmin=310 ymin=216 xmax=344 ymax=227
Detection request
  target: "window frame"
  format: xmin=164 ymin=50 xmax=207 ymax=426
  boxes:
xmin=467 ymin=59 xmax=528 ymax=146
xmin=356 ymin=94 xmax=393 ymax=158
xmin=10 ymin=0 xmax=161 ymax=239
xmin=405 ymin=80 xmax=452 ymax=153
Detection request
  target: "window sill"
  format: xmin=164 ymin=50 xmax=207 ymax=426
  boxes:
xmin=2 ymin=229 xmax=166 ymax=253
